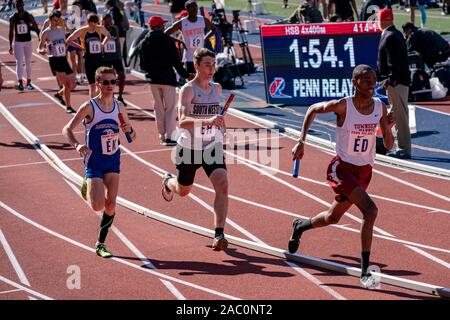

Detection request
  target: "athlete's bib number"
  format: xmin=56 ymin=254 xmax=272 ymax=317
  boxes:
xmin=201 ymin=125 xmax=216 ymax=140
xmin=101 ymin=132 xmax=119 ymax=155
xmin=17 ymin=23 xmax=28 ymax=35
xmin=89 ymin=40 xmax=102 ymax=54
xmin=54 ymin=43 xmax=66 ymax=57
xmin=189 ymin=37 xmax=202 ymax=49
xmin=349 ymin=135 xmax=373 ymax=155
xmin=104 ymin=40 xmax=116 ymax=53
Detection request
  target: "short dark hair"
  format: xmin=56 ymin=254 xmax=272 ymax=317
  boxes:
xmin=193 ymin=48 xmax=215 ymax=65
xmin=87 ymin=13 xmax=99 ymax=23
xmin=402 ymin=22 xmax=416 ymax=31
xmin=352 ymin=64 xmax=375 ymax=80
xmin=185 ymin=0 xmax=197 ymax=9
xmin=49 ymin=10 xmax=61 ymax=19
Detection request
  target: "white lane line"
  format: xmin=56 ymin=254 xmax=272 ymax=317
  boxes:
xmin=0 ymin=229 xmax=31 ymax=286
xmin=284 ymin=260 xmax=346 ymax=300
xmin=160 ymin=280 xmax=187 ymax=300
xmin=0 ymin=201 xmax=240 ymax=300
xmin=373 ymin=168 xmax=450 ymax=203
xmin=118 ymin=147 xmax=346 ymax=299
xmin=229 ymin=152 xmax=450 ymax=214
xmin=0 ymin=288 xmax=22 ymax=295
xmin=63 ymin=179 xmax=188 ymax=300
xmin=405 ymin=245 xmax=450 ymax=269
xmin=0 ymin=275 xmax=53 ymax=300
xmin=234 ymin=157 xmax=450 ymax=269
xmin=415 ymin=106 xmax=450 ymax=116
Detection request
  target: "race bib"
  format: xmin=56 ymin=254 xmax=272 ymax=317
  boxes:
xmin=88 ymin=40 xmax=102 ymax=54
xmin=348 ymin=134 xmax=373 ymax=156
xmin=101 ymin=131 xmax=119 ymax=155
xmin=17 ymin=23 xmax=28 ymax=35
xmin=53 ymin=43 xmax=66 ymax=57
xmin=201 ymin=124 xmax=216 ymax=140
xmin=189 ymin=36 xmax=202 ymax=50
xmin=103 ymin=40 xmax=116 ymax=53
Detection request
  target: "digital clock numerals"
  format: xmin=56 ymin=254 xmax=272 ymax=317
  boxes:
xmin=289 ymin=37 xmax=356 ymax=69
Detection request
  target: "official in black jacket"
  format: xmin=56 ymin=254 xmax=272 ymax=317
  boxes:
xmin=402 ymin=22 xmax=450 ymax=69
xmin=377 ymin=8 xmax=411 ymax=159
xmin=139 ymin=15 xmax=192 ymax=146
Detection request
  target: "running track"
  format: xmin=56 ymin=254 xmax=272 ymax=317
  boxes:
xmin=0 ymin=25 xmax=449 ymax=300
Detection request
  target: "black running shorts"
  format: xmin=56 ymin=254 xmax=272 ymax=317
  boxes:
xmin=175 ymin=143 xmax=227 ymax=187
xmin=49 ymin=56 xmax=73 ymax=75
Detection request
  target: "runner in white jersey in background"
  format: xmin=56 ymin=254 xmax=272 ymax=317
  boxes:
xmin=288 ymin=64 xmax=396 ymax=289
xmin=164 ymin=0 xmax=216 ymax=73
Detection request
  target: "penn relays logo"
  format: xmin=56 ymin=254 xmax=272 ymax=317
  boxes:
xmin=269 ymin=77 xmax=291 ymax=98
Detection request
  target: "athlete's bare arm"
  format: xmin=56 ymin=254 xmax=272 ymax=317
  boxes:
xmin=98 ymin=26 xmax=111 ymax=46
xmin=379 ymin=103 xmax=395 ymax=150
xmin=292 ymin=99 xmax=346 ymax=160
xmin=37 ymin=29 xmax=48 ymax=54
xmin=178 ymin=85 xmax=224 ymax=129
xmin=66 ymin=26 xmax=86 ymax=49
xmin=62 ymin=101 xmax=93 ymax=156
xmin=164 ymin=20 xmax=182 ymax=36
xmin=8 ymin=16 xmax=14 ymax=54
xmin=204 ymin=18 xmax=216 ymax=41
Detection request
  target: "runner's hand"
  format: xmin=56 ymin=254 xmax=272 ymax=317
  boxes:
xmin=292 ymin=141 xmax=305 ymax=160
xmin=76 ymin=144 xmax=91 ymax=157
xmin=9 ymin=47 xmax=13 ymax=55
xmin=120 ymin=122 xmax=132 ymax=134
xmin=386 ymin=110 xmax=395 ymax=129
xmin=207 ymin=115 xmax=225 ymax=127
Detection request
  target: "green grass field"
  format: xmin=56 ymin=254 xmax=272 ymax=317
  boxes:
xmin=197 ymin=0 xmax=450 ymax=34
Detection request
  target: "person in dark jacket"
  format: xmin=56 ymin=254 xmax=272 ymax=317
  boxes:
xmin=328 ymin=0 xmax=358 ymax=21
xmin=139 ymin=15 xmax=193 ymax=146
xmin=377 ymin=8 xmax=411 ymax=159
xmin=402 ymin=22 xmax=450 ymax=69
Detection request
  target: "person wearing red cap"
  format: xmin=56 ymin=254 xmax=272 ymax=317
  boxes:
xmin=377 ymin=8 xmax=412 ymax=159
xmin=139 ymin=15 xmax=192 ymax=146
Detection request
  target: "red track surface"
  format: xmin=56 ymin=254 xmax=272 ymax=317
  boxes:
xmin=0 ymin=26 xmax=449 ymax=300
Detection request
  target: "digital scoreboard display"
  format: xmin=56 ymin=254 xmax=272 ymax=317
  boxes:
xmin=260 ymin=22 xmax=382 ymax=105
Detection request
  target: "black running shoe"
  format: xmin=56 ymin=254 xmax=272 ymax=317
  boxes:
xmin=288 ymin=218 xmax=304 ymax=253
xmin=66 ymin=106 xmax=76 ymax=113
xmin=54 ymin=93 xmax=66 ymax=106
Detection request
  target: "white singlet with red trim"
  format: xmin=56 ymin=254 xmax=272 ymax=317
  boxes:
xmin=335 ymin=97 xmax=382 ymax=166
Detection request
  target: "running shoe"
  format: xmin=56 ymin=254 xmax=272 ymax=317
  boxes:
xmin=81 ymin=176 xmax=87 ymax=200
xmin=288 ymin=218 xmax=304 ymax=253
xmin=212 ymin=234 xmax=228 ymax=251
xmin=96 ymin=243 xmax=112 ymax=258
xmin=117 ymin=96 xmax=127 ymax=107
xmin=26 ymin=83 xmax=34 ymax=90
xmin=16 ymin=83 xmax=24 ymax=91
xmin=54 ymin=93 xmax=66 ymax=106
xmin=360 ymin=272 xmax=379 ymax=289
xmin=161 ymin=139 xmax=177 ymax=146
xmin=66 ymin=106 xmax=76 ymax=114
xmin=161 ymin=172 xmax=174 ymax=202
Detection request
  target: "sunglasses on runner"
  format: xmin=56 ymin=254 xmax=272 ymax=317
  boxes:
xmin=101 ymin=79 xmax=117 ymax=85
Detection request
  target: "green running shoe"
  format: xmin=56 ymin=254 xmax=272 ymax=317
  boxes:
xmin=96 ymin=243 xmax=113 ymax=258
xmin=81 ymin=177 xmax=87 ymax=200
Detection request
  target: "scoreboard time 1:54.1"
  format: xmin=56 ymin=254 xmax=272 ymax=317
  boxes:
xmin=260 ymin=22 xmax=382 ymax=105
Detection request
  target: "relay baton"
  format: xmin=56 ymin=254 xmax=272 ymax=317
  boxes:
xmin=118 ymin=113 xmax=133 ymax=143
xmin=292 ymin=159 xmax=300 ymax=178
xmin=220 ymin=93 xmax=236 ymax=116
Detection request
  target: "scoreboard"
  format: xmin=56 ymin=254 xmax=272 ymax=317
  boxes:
xmin=260 ymin=22 xmax=382 ymax=105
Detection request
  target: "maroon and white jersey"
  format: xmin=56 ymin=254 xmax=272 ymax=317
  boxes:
xmin=335 ymin=97 xmax=382 ymax=166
